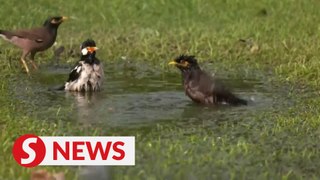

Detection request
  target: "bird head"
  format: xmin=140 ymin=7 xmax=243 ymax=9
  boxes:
xmin=43 ymin=16 xmax=68 ymax=27
xmin=80 ymin=39 xmax=98 ymax=60
xmin=168 ymin=55 xmax=200 ymax=71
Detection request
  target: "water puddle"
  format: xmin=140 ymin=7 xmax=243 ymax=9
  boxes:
xmin=8 ymin=61 xmax=291 ymax=180
xmin=9 ymin=61 xmax=284 ymax=129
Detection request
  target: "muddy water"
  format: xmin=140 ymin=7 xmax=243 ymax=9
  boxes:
xmin=10 ymin=61 xmax=279 ymax=129
xmin=8 ymin=61 xmax=289 ymax=180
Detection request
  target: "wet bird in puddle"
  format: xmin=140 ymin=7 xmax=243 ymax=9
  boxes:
xmin=55 ymin=39 xmax=104 ymax=92
xmin=169 ymin=55 xmax=247 ymax=106
xmin=0 ymin=16 xmax=67 ymax=74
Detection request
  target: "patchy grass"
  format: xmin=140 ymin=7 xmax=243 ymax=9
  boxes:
xmin=1 ymin=0 xmax=320 ymax=179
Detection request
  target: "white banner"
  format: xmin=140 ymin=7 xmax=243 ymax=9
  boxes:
xmin=13 ymin=135 xmax=135 ymax=167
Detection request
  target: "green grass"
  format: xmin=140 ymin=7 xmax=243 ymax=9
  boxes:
xmin=1 ymin=0 xmax=320 ymax=179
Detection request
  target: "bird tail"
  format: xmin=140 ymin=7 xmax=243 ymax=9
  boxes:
xmin=48 ymin=84 xmax=65 ymax=91
xmin=0 ymin=30 xmax=6 ymax=35
xmin=227 ymin=95 xmax=248 ymax=106
xmin=0 ymin=30 xmax=9 ymax=41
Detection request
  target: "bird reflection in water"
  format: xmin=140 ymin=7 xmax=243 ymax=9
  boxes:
xmin=65 ymin=91 xmax=102 ymax=125
xmin=65 ymin=91 xmax=111 ymax=180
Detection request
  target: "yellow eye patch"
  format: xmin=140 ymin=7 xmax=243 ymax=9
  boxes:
xmin=168 ymin=60 xmax=189 ymax=67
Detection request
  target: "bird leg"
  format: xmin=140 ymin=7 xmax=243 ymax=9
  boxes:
xmin=20 ymin=58 xmax=30 ymax=74
xmin=20 ymin=50 xmax=30 ymax=74
xmin=30 ymin=52 xmax=38 ymax=70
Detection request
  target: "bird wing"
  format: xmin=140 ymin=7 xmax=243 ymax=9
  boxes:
xmin=186 ymin=70 xmax=246 ymax=105
xmin=202 ymin=72 xmax=246 ymax=105
xmin=67 ymin=62 xmax=83 ymax=82
xmin=210 ymin=79 xmax=235 ymax=99
xmin=2 ymin=28 xmax=45 ymax=42
xmin=93 ymin=59 xmax=104 ymax=79
xmin=191 ymin=71 xmax=234 ymax=103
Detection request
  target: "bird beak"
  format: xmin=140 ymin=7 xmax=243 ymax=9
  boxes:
xmin=62 ymin=16 xmax=68 ymax=21
xmin=87 ymin=47 xmax=98 ymax=53
xmin=168 ymin=61 xmax=177 ymax=65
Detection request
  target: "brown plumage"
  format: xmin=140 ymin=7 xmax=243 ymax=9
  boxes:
xmin=0 ymin=16 xmax=67 ymax=74
xmin=169 ymin=55 xmax=247 ymax=106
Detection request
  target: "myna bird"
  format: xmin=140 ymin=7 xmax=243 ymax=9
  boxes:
xmin=0 ymin=16 xmax=67 ymax=73
xmin=58 ymin=39 xmax=104 ymax=92
xmin=169 ymin=55 xmax=247 ymax=106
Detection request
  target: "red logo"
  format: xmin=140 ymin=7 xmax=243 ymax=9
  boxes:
xmin=12 ymin=135 xmax=135 ymax=166
xmin=12 ymin=134 xmax=46 ymax=168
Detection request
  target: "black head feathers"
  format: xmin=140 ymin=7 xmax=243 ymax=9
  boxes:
xmin=80 ymin=39 xmax=97 ymax=50
xmin=43 ymin=16 xmax=67 ymax=27
xmin=174 ymin=55 xmax=197 ymax=64
xmin=170 ymin=54 xmax=200 ymax=70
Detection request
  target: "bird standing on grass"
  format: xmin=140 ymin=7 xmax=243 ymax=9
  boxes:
xmin=169 ymin=55 xmax=247 ymax=106
xmin=0 ymin=16 xmax=67 ymax=74
xmin=58 ymin=39 xmax=104 ymax=92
